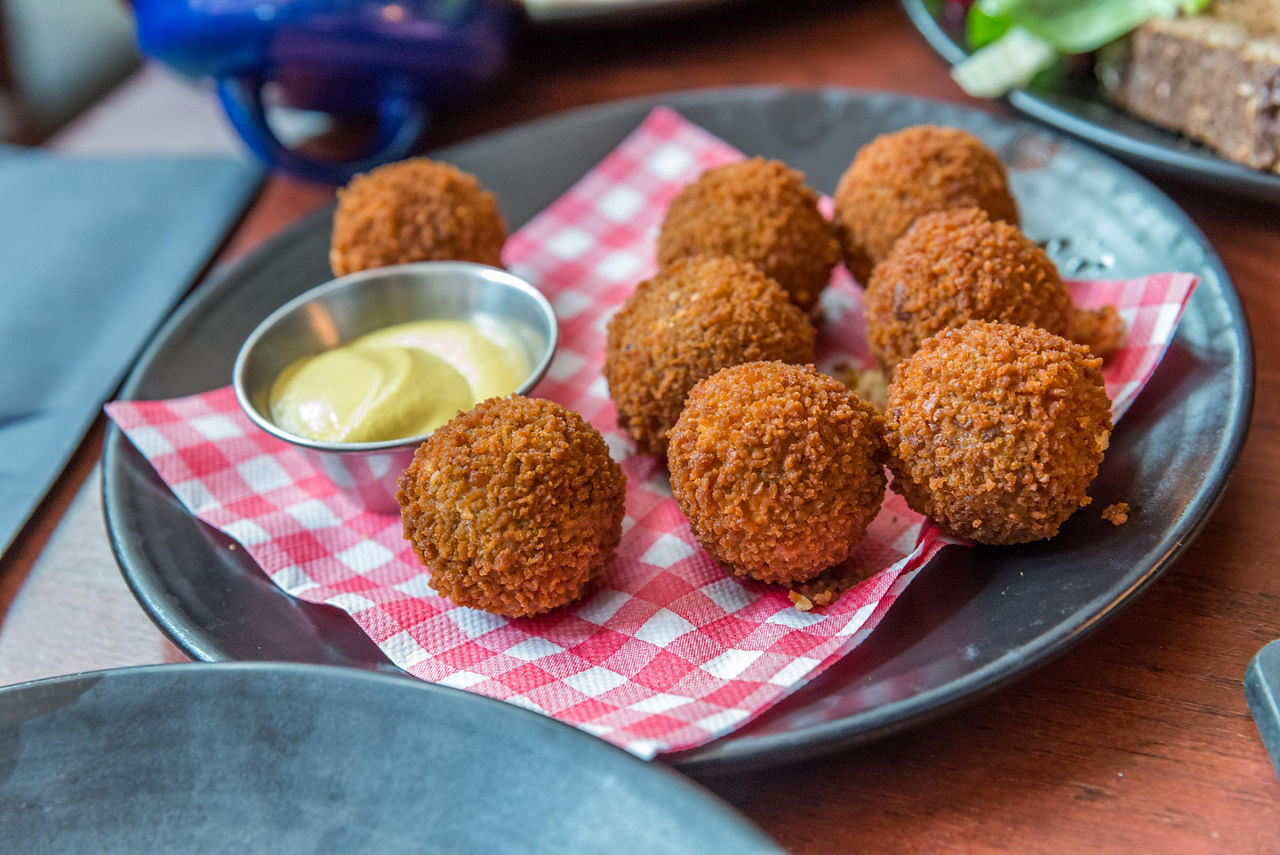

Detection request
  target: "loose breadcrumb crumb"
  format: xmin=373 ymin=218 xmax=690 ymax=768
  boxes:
xmin=787 ymin=563 xmax=877 ymax=611
xmin=789 ymin=592 xmax=815 ymax=611
xmin=1102 ymin=502 xmax=1131 ymax=526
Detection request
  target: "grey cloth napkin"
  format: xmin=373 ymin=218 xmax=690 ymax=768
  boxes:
xmin=0 ymin=149 xmax=261 ymax=555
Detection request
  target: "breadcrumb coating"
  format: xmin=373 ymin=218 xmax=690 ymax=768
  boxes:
xmin=1102 ymin=502 xmax=1130 ymax=526
xmin=865 ymin=208 xmax=1074 ymax=370
xmin=397 ymin=396 xmax=626 ymax=617
xmin=331 ymin=158 xmax=506 ymax=276
xmin=604 ymin=257 xmax=816 ymax=456
xmin=667 ymin=362 xmax=887 ymax=585
xmin=833 ymin=125 xmax=1019 ymax=282
xmin=884 ymin=321 xmax=1112 ymax=545
xmin=657 ymin=158 xmax=840 ymax=311
xmin=1071 ymin=304 xmax=1126 ymax=358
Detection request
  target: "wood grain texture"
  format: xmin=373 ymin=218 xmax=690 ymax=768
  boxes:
xmin=3 ymin=2 xmax=1279 ymax=852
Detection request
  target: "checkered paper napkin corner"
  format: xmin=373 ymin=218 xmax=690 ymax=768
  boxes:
xmin=106 ymin=106 xmax=1197 ymax=758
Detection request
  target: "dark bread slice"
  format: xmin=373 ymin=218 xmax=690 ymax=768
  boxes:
xmin=1098 ymin=4 xmax=1280 ymax=174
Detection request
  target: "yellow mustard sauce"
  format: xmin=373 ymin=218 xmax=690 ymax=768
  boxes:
xmin=268 ymin=319 xmax=530 ymax=443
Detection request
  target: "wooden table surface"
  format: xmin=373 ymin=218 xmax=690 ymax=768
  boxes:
xmin=3 ymin=2 xmax=1279 ymax=851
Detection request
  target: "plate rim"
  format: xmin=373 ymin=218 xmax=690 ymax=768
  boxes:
xmin=897 ymin=0 xmax=1280 ymax=204
xmin=102 ymin=84 xmax=1256 ymax=774
xmin=1 ymin=660 xmax=781 ymax=851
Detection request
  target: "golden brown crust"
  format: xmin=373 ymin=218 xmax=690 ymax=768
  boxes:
xmin=397 ymin=396 xmax=626 ymax=617
xmin=657 ymin=158 xmax=840 ymax=311
xmin=1102 ymin=502 xmax=1131 ymax=526
xmin=865 ymin=208 xmax=1074 ymax=370
xmin=604 ymin=257 xmax=817 ymax=457
xmin=833 ymin=125 xmax=1019 ymax=282
xmin=1071 ymin=304 xmax=1126 ymax=358
xmin=667 ymin=362 xmax=887 ymax=585
xmin=330 ymin=158 xmax=507 ymax=276
xmin=884 ymin=321 xmax=1112 ymax=545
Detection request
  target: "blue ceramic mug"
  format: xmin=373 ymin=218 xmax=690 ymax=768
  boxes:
xmin=133 ymin=0 xmax=522 ymax=183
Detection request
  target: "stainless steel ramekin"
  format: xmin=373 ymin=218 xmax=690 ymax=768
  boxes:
xmin=233 ymin=261 xmax=558 ymax=512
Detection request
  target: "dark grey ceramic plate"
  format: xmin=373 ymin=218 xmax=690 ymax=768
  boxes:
xmin=900 ymin=0 xmax=1280 ymax=205
xmin=103 ymin=87 xmax=1253 ymax=775
xmin=0 ymin=663 xmax=779 ymax=853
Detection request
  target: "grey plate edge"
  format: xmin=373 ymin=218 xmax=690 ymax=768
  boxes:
xmin=101 ymin=84 xmax=1255 ymax=775
xmin=1 ymin=660 xmax=783 ymax=852
xmin=898 ymin=0 xmax=1280 ymax=204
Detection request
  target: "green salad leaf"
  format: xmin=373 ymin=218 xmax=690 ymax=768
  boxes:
xmin=953 ymin=0 xmax=1211 ymax=96
xmin=966 ymin=8 xmax=1013 ymax=48
xmin=973 ymin=0 xmax=1210 ymax=52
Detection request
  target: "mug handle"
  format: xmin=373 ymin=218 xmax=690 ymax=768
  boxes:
xmin=217 ymin=74 xmax=428 ymax=184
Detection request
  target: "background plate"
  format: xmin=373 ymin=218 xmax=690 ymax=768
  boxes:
xmin=103 ymin=87 xmax=1253 ymax=774
xmin=0 ymin=662 xmax=779 ymax=852
xmin=523 ymin=0 xmax=741 ymax=28
xmin=900 ymin=0 xmax=1280 ymax=205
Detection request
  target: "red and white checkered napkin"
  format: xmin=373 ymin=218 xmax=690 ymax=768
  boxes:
xmin=106 ymin=107 xmax=1197 ymax=758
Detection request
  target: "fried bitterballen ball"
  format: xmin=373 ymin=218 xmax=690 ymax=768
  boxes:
xmin=397 ymin=396 xmax=625 ymax=617
xmin=865 ymin=208 xmax=1074 ymax=370
xmin=604 ymin=256 xmax=816 ymax=456
xmin=657 ymin=158 xmax=840 ymax=311
xmin=832 ymin=125 xmax=1019 ymax=282
xmin=884 ymin=321 xmax=1112 ymax=545
xmin=667 ymin=362 xmax=886 ymax=585
xmin=330 ymin=158 xmax=506 ymax=276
